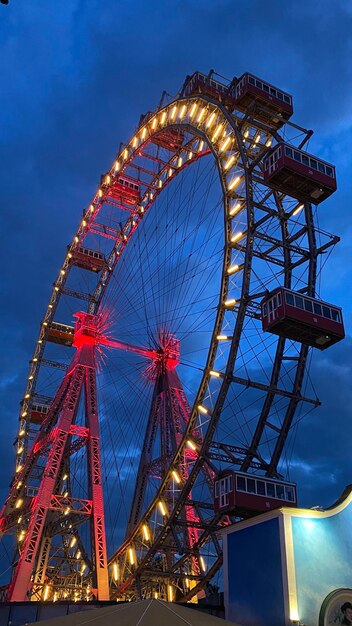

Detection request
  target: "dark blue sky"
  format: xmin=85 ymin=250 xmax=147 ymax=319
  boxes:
xmin=0 ymin=0 xmax=351 ymax=548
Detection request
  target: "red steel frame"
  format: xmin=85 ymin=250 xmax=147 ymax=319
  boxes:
xmin=0 ymin=314 xmax=110 ymax=601
xmin=0 ymin=312 xmax=203 ymax=600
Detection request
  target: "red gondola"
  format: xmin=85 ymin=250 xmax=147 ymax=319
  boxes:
xmin=261 ymin=287 xmax=344 ymax=350
xmin=183 ymin=71 xmax=236 ymax=108
xmin=28 ymin=402 xmax=50 ymax=425
xmin=233 ymin=73 xmax=293 ymax=129
xmin=214 ymin=470 xmax=297 ymax=515
xmin=72 ymin=246 xmax=106 ymax=273
xmin=263 ymin=142 xmax=336 ymax=203
xmin=104 ymin=175 xmax=140 ymax=206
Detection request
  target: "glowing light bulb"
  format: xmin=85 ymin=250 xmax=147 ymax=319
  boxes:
xmin=231 ymin=231 xmax=244 ymax=243
xmin=172 ymin=470 xmax=181 ymax=484
xmin=228 ymin=176 xmax=241 ymax=190
xmin=229 ymin=202 xmax=242 ymax=217
xmin=189 ymin=102 xmax=198 ymax=118
xmin=197 ymin=108 xmax=206 ymax=123
xmin=220 ymin=136 xmax=231 ymax=152
xmin=158 ymin=500 xmax=167 ymax=516
xmin=170 ymin=105 xmax=177 ymax=120
xmin=206 ymin=111 xmax=216 ymax=128
xmin=113 ymin=561 xmax=119 ymax=581
xmin=167 ymin=585 xmax=174 ymax=602
xmin=129 ymin=547 xmax=135 ymax=565
xmin=179 ymin=104 xmax=187 ymax=119
xmin=212 ymin=123 xmax=223 ymax=142
xmin=224 ymin=154 xmax=235 ymax=171
xmin=293 ymin=204 xmax=304 ymax=216
xmin=142 ymin=523 xmax=150 ymax=541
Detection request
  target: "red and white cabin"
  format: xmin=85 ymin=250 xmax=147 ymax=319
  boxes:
xmin=233 ymin=73 xmax=293 ymax=129
xmin=28 ymin=402 xmax=50 ymax=425
xmin=214 ymin=470 xmax=297 ymax=515
xmin=261 ymin=287 xmax=344 ymax=350
xmin=263 ymin=142 xmax=337 ymax=203
xmin=72 ymin=247 xmax=106 ymax=273
xmin=106 ymin=175 xmax=140 ymax=206
xmin=183 ymin=71 xmax=236 ymax=108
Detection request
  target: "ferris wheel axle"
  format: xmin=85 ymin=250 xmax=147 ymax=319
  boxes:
xmin=72 ymin=312 xmax=180 ymax=371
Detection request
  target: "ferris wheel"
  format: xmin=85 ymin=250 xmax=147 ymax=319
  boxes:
xmin=0 ymin=70 xmax=344 ymax=603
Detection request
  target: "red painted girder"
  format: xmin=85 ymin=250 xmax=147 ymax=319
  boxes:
xmin=84 ymin=365 xmax=109 ymax=600
xmin=49 ymin=494 xmax=92 ymax=515
xmin=99 ymin=336 xmax=157 ymax=359
xmin=7 ymin=365 xmax=86 ymax=601
xmin=33 ymin=424 xmax=89 ymax=455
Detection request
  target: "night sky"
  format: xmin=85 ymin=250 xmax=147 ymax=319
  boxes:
xmin=0 ymin=0 xmax=351 ymax=571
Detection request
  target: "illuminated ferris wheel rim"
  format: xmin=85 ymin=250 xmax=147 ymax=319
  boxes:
xmin=9 ymin=72 xmax=338 ymax=602
xmin=20 ymin=93 xmax=250 ymax=450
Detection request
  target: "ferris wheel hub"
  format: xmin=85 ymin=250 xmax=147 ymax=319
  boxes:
xmin=144 ymin=332 xmax=180 ymax=380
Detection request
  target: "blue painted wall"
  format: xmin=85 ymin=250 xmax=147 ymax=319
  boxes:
xmin=227 ymin=517 xmax=285 ymax=626
xmin=292 ymin=506 xmax=352 ymax=625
